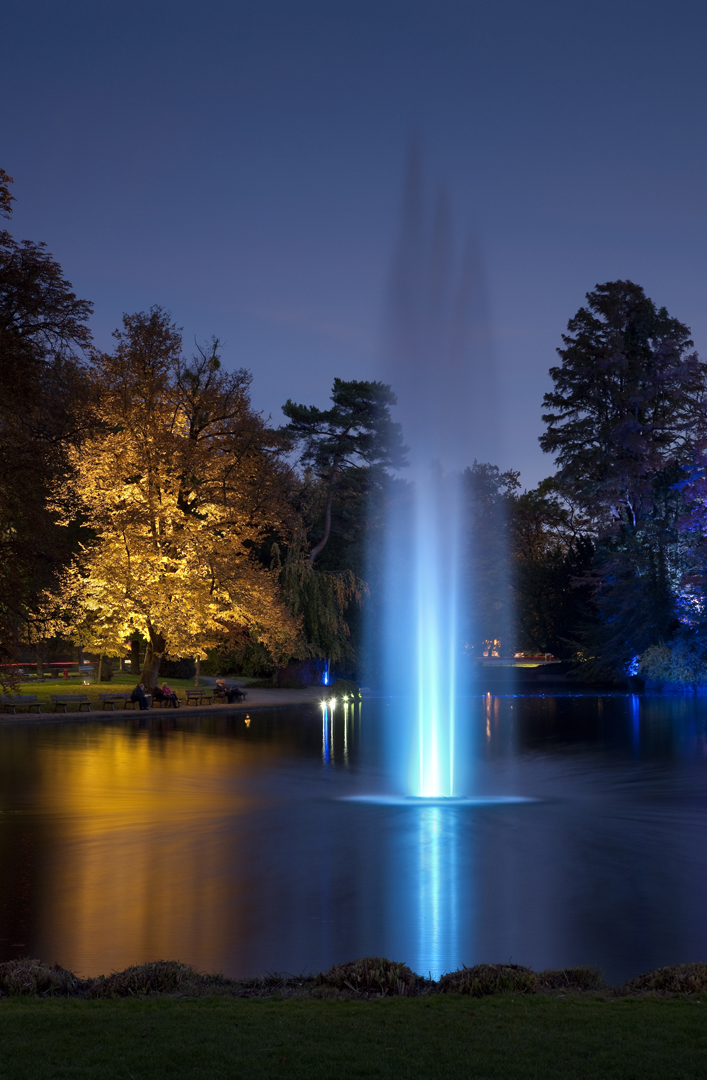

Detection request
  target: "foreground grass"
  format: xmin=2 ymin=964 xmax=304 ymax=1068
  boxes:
xmin=1 ymin=996 xmax=706 ymax=1079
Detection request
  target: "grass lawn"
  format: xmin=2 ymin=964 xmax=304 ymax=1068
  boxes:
xmin=0 ymin=996 xmax=706 ymax=1079
xmin=3 ymin=674 xmax=209 ymax=712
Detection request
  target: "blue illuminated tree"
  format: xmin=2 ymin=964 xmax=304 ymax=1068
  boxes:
xmin=540 ymin=280 xmax=707 ymax=675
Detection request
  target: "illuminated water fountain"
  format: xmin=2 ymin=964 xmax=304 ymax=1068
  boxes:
xmin=365 ymin=148 xmax=509 ymax=804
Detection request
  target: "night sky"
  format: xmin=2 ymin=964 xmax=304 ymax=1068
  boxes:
xmin=3 ymin=0 xmax=706 ymax=485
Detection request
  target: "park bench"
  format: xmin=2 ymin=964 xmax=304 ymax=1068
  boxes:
xmin=215 ymin=686 xmax=247 ymax=703
xmin=51 ymin=694 xmax=92 ymax=713
xmin=184 ymin=691 xmax=213 ymax=706
xmin=150 ymin=694 xmax=182 ymax=708
xmin=98 ymin=693 xmax=137 ymax=711
xmin=1 ymin=695 xmax=43 ymax=714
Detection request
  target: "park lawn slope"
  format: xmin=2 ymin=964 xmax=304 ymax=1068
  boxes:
xmin=3 ymin=674 xmax=203 ymax=712
xmin=1 ymin=996 xmax=707 ymax=1080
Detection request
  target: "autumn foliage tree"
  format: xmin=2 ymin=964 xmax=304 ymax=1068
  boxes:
xmin=51 ymin=308 xmax=299 ymax=687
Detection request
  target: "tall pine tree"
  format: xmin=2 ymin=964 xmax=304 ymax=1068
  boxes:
xmin=540 ymin=281 xmax=707 ymax=675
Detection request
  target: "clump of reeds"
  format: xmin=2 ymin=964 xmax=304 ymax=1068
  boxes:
xmin=87 ymin=960 xmax=204 ymax=998
xmin=623 ymin=963 xmax=707 ymax=995
xmin=0 ymin=958 xmax=84 ymax=997
xmin=316 ymin=957 xmax=421 ymax=996
xmin=1 ymin=956 xmax=705 ymax=999
xmin=438 ymin=963 xmax=537 ymax=996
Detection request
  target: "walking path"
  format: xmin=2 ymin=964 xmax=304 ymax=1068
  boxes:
xmin=0 ymin=687 xmax=324 ymax=726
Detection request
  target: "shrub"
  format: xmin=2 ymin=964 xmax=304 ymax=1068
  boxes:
xmin=624 ymin=963 xmax=707 ymax=995
xmin=160 ymin=658 xmax=196 ymax=680
xmin=88 ymin=960 xmax=201 ymax=998
xmin=438 ymin=963 xmax=537 ymax=996
xmin=639 ymin=632 xmax=707 ymax=690
xmin=202 ymin=640 xmax=274 ymax=678
xmin=0 ymin=959 xmax=83 ymax=997
xmin=317 ymin=957 xmax=419 ymax=996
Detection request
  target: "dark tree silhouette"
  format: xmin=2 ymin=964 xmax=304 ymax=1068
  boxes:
xmin=510 ymin=479 xmax=594 ymax=658
xmin=0 ymin=168 xmax=93 ymax=677
xmin=540 ymin=281 xmax=707 ymax=675
xmin=282 ymin=379 xmax=408 ymax=566
xmin=540 ymin=280 xmax=706 ymax=529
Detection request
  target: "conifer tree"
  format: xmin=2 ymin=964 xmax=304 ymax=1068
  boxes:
xmin=282 ymin=379 xmax=408 ymax=566
xmin=540 ymin=281 xmax=707 ymax=674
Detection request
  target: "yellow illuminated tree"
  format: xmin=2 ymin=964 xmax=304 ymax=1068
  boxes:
xmin=50 ymin=307 xmax=299 ymax=687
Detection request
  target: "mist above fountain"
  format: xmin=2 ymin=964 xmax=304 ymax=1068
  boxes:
xmin=375 ymin=146 xmax=502 ymax=798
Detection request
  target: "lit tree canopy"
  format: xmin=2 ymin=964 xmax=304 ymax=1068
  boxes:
xmin=51 ymin=307 xmax=299 ymax=687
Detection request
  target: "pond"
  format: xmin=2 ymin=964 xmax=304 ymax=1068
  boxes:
xmin=1 ymin=693 xmax=707 ymax=983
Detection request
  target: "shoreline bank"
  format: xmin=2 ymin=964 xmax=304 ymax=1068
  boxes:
xmin=0 ymin=687 xmax=323 ymax=726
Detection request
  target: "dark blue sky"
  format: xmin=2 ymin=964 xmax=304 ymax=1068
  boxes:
xmin=3 ymin=0 xmax=706 ymax=485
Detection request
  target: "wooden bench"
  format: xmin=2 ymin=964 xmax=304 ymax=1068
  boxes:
xmin=51 ymin=694 xmax=92 ymax=713
xmin=1 ymin=695 xmax=43 ymax=714
xmin=150 ymin=694 xmax=182 ymax=708
xmin=98 ymin=693 xmax=137 ymax=711
xmin=185 ymin=691 xmax=213 ymax=706
xmin=215 ymin=686 xmax=247 ymax=703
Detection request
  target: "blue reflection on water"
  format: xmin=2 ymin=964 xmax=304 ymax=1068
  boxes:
xmin=631 ymin=694 xmax=640 ymax=757
xmin=414 ymin=806 xmax=459 ymax=978
xmin=322 ymin=702 xmax=331 ymax=764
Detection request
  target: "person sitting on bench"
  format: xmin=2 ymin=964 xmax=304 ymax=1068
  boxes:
xmin=160 ymin=681 xmax=179 ymax=707
xmin=131 ymin=683 xmax=149 ymax=710
xmin=215 ymin=678 xmax=241 ymax=703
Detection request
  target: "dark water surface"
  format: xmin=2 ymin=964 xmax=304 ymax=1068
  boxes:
xmin=2 ymin=694 xmax=707 ymax=983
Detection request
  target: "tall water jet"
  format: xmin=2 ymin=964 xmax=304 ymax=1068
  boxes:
xmin=372 ymin=144 xmax=502 ymax=798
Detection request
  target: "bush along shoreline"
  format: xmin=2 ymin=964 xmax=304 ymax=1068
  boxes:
xmin=2 ymin=957 xmax=707 ymax=1000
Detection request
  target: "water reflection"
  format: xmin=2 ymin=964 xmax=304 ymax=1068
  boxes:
xmin=2 ymin=696 xmax=707 ymax=982
xmin=413 ymin=806 xmax=461 ymax=978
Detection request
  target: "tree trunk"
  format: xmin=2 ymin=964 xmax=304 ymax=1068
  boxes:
xmin=130 ymin=639 xmax=141 ymax=676
xmin=97 ymin=655 xmax=103 ymax=683
xmin=308 ymin=488 xmax=335 ymax=567
xmin=140 ymin=627 xmax=166 ymax=690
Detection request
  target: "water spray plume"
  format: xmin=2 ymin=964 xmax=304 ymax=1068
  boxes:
xmin=374 ymin=142 xmax=502 ymax=798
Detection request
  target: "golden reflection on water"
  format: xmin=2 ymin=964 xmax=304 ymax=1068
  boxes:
xmin=33 ymin=725 xmax=274 ymax=977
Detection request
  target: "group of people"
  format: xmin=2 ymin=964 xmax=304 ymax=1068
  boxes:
xmin=130 ymin=682 xmax=179 ymax=710
xmin=214 ymin=679 xmax=246 ymax=703
xmin=130 ymin=679 xmax=245 ymax=710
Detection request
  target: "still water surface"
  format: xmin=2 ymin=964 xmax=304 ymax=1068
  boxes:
xmin=1 ymin=694 xmax=707 ymax=983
